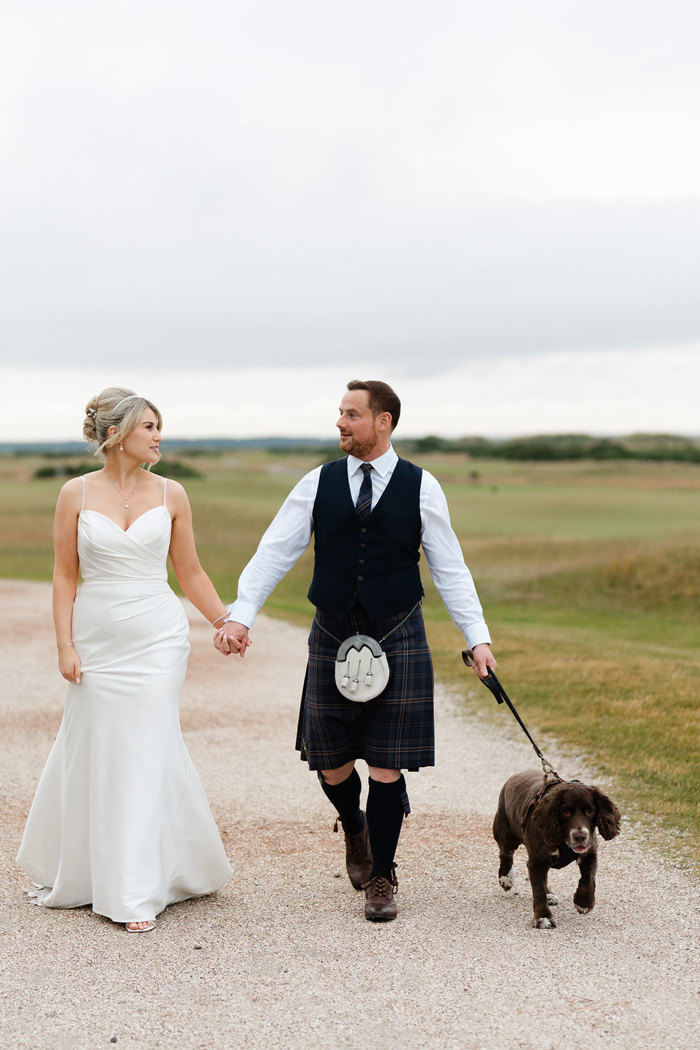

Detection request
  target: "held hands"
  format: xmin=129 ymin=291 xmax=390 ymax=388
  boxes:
xmin=214 ymin=620 xmax=251 ymax=658
xmin=468 ymin=643 xmax=497 ymax=680
xmin=59 ymin=644 xmax=82 ymax=683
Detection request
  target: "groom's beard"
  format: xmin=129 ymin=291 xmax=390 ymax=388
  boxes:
xmin=338 ymin=431 xmax=379 ymax=459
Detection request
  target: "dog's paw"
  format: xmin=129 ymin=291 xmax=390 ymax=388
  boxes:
xmin=499 ymin=868 xmax=515 ymax=892
xmin=532 ymin=916 xmax=556 ymax=929
xmin=547 ymin=893 xmax=559 ymax=906
xmin=575 ymin=904 xmax=592 ymax=914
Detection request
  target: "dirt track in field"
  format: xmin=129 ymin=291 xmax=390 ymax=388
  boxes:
xmin=0 ymin=579 xmax=697 ymax=1050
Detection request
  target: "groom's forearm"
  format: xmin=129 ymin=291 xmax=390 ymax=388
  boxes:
xmin=225 ymin=598 xmax=256 ymax=629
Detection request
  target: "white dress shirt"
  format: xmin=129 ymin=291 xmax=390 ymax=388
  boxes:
xmin=227 ymin=446 xmax=491 ymax=650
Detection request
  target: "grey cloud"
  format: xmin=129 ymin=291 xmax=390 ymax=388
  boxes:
xmin=1 ymin=1 xmax=699 ymax=372
xmin=2 ymin=200 xmax=699 ymax=370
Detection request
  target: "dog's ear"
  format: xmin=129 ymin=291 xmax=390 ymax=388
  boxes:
xmin=592 ymin=787 xmax=622 ymax=840
xmin=531 ymin=789 xmax=563 ymax=848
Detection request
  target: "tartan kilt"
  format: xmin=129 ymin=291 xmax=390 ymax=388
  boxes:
xmin=295 ymin=602 xmax=435 ymax=771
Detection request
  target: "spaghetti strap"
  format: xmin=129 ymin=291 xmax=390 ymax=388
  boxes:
xmin=162 ymin=478 xmax=168 ymax=506
xmin=80 ymin=475 xmax=87 ymax=511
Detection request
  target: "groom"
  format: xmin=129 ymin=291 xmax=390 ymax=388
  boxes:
xmin=216 ymin=380 xmax=496 ymax=920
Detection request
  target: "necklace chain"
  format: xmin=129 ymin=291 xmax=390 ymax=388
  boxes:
xmin=106 ymin=475 xmax=139 ymax=508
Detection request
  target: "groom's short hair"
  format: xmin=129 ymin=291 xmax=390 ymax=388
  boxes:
xmin=346 ymin=380 xmax=401 ymax=431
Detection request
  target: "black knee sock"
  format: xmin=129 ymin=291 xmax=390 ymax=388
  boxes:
xmin=366 ymin=775 xmax=408 ymax=879
xmin=318 ymin=768 xmax=364 ymax=835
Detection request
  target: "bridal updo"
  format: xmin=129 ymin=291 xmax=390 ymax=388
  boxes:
xmin=83 ymin=387 xmax=163 ymax=457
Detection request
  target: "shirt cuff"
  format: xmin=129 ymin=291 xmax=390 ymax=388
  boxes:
xmin=463 ymin=623 xmax=492 ymax=650
xmin=226 ymin=600 xmax=257 ymax=630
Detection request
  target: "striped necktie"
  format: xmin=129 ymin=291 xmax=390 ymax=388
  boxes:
xmin=355 ymin=463 xmax=373 ymax=522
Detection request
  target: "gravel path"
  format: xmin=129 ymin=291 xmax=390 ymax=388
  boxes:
xmin=0 ymin=580 xmax=697 ymax=1050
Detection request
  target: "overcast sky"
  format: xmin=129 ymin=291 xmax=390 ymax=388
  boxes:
xmin=1 ymin=1 xmax=699 ymax=439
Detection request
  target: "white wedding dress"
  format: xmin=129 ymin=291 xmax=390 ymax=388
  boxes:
xmin=17 ymin=477 xmax=232 ymax=924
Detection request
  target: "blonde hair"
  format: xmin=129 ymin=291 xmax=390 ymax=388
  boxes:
xmin=83 ymin=387 xmax=163 ymax=458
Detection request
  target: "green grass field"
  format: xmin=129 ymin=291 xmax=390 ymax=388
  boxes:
xmin=2 ymin=449 xmax=698 ymax=870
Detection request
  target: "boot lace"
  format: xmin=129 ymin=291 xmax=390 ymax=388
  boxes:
xmin=362 ymin=863 xmax=399 ymax=897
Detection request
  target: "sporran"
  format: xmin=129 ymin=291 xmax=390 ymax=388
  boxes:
xmin=334 ymin=634 xmax=390 ymax=702
xmin=314 ymin=600 xmax=421 ymax=704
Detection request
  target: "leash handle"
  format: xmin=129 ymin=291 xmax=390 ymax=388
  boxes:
xmin=462 ymin=650 xmax=559 ymax=780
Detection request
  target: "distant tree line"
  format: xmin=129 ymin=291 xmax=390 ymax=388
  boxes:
xmin=34 ymin=460 xmax=204 ymax=480
xmin=405 ymin=433 xmax=700 ymax=462
xmin=17 ymin=432 xmax=700 ymax=469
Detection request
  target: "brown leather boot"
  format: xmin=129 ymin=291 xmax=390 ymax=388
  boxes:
xmin=362 ymin=864 xmax=398 ymax=921
xmin=335 ymin=811 xmax=373 ymax=890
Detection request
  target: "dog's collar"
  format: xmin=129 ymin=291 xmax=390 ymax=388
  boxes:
xmin=521 ymin=773 xmax=564 ymax=830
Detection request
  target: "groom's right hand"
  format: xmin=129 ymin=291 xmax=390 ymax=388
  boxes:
xmin=214 ymin=620 xmax=251 ymax=658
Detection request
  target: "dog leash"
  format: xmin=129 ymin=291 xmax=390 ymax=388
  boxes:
xmin=462 ymin=650 xmax=560 ymax=781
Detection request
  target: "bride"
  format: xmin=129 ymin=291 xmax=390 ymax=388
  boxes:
xmin=17 ymin=387 xmax=239 ymax=932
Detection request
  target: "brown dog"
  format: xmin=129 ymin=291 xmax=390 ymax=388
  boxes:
xmin=493 ymin=771 xmax=621 ymax=928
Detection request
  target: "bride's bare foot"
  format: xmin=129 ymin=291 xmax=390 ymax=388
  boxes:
xmin=125 ymin=920 xmax=156 ymax=933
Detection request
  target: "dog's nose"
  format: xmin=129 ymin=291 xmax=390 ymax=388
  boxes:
xmin=572 ymin=830 xmax=589 ymax=844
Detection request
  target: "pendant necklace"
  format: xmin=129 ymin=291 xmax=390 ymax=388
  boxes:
xmin=107 ymin=476 xmax=139 ymax=508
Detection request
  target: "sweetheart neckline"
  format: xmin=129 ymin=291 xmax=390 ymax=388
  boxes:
xmin=80 ymin=506 xmax=170 ymax=534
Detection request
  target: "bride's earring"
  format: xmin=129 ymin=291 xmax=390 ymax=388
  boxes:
xmin=120 ymin=443 xmax=124 ymax=451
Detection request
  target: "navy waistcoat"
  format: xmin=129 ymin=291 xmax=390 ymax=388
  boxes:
xmin=308 ymin=457 xmax=424 ymax=620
